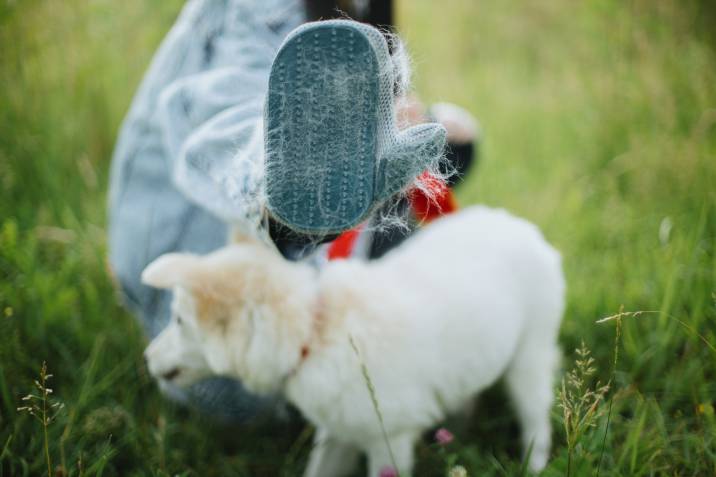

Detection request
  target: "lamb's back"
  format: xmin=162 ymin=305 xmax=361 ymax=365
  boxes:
xmin=380 ymin=206 xmax=561 ymax=302
xmin=358 ymin=206 xmax=564 ymax=421
xmin=306 ymin=206 xmax=564 ymax=438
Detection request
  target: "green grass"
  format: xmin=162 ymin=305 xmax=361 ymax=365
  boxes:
xmin=1 ymin=0 xmax=715 ymax=475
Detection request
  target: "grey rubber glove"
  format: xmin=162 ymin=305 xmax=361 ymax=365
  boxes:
xmin=265 ymin=20 xmax=447 ymax=236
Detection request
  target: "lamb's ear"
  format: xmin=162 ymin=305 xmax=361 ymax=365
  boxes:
xmin=141 ymin=253 xmax=201 ymax=289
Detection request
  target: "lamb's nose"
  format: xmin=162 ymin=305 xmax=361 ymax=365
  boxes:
xmin=162 ymin=368 xmax=181 ymax=381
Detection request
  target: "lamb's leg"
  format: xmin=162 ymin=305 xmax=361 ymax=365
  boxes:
xmin=366 ymin=432 xmax=416 ymax=477
xmin=505 ymin=342 xmax=559 ymax=472
xmin=304 ymin=428 xmax=360 ymax=477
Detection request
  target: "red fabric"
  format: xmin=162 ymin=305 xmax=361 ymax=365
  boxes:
xmin=327 ymin=226 xmax=363 ymax=260
xmin=409 ymin=172 xmax=458 ymax=223
xmin=327 ymin=173 xmax=458 ymax=261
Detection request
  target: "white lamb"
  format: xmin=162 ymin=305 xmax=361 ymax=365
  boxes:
xmin=142 ymin=205 xmax=565 ymax=475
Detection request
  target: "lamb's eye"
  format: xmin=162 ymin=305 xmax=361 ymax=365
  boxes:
xmin=175 ymin=315 xmax=183 ymax=325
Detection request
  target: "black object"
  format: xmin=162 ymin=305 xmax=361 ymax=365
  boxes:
xmin=442 ymin=141 xmax=477 ymax=188
xmin=304 ymin=0 xmax=393 ymax=27
xmin=367 ymin=197 xmax=414 ymax=259
xmin=268 ymin=217 xmax=339 ymax=260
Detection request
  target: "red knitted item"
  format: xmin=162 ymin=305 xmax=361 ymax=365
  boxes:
xmin=409 ymin=172 xmax=458 ymax=223
xmin=327 ymin=226 xmax=363 ymax=260
xmin=327 ymin=172 xmax=457 ymax=260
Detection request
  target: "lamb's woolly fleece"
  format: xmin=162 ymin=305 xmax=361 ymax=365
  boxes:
xmin=142 ymin=206 xmax=565 ymax=476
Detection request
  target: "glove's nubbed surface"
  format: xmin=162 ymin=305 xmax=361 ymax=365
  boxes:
xmin=265 ymin=20 xmax=447 ymax=235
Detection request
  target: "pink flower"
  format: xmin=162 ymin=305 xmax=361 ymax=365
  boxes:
xmin=379 ymin=466 xmax=398 ymax=477
xmin=435 ymin=427 xmax=454 ymax=445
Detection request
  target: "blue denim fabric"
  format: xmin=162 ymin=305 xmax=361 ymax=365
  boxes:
xmin=108 ymin=0 xmax=305 ymax=420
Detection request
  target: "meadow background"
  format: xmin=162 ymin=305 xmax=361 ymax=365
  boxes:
xmin=1 ymin=0 xmax=715 ymax=475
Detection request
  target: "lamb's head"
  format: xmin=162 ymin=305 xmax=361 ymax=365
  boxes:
xmin=140 ymin=242 xmax=315 ymax=394
xmin=142 ymin=273 xmax=215 ymax=388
